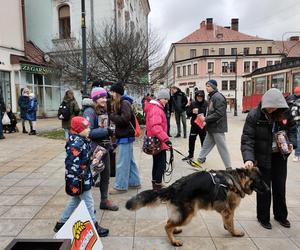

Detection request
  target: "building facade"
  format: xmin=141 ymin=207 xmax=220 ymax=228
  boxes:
xmin=0 ymin=0 xmax=60 ymax=116
xmin=163 ymin=18 xmax=300 ymax=112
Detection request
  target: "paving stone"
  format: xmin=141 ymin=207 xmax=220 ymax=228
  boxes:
xmin=34 ymin=205 xmax=65 ymax=219
xmin=1 ymin=205 xmax=42 ymax=219
xmin=134 ymin=237 xmax=175 ymax=250
xmin=5 ymin=186 xmax=35 ymax=195
xmin=14 ymin=178 xmax=44 ymax=187
xmin=213 ymin=237 xmax=257 ymax=250
xmin=101 ymin=237 xmax=133 ymax=250
xmin=17 ymin=219 xmax=55 ymax=238
xmin=0 ymin=219 xmax=29 ymax=236
xmin=239 ymin=220 xmax=285 ymax=238
xmin=252 ymin=238 xmax=299 ymax=250
xmin=101 ymin=218 xmax=135 ymax=237
xmin=18 ymin=195 xmax=53 ymax=206
xmin=0 ymin=195 xmax=23 ymax=205
xmin=0 ymin=237 xmax=15 ymax=249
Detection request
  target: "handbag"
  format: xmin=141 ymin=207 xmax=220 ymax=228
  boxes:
xmin=130 ymin=113 xmax=141 ymax=137
xmin=90 ymin=145 xmax=107 ymax=176
xmin=142 ymin=135 xmax=162 ymax=155
xmin=65 ymin=176 xmax=83 ymax=196
xmin=2 ymin=112 xmax=11 ymax=125
xmin=273 ymin=130 xmax=290 ymax=155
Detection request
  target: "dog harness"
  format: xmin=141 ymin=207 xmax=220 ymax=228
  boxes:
xmin=208 ymin=171 xmax=228 ymax=202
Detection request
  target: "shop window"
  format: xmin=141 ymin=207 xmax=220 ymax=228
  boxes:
xmin=59 ymin=5 xmax=71 ymax=39
xmin=254 ymin=77 xmax=266 ymax=94
xmin=271 ymin=74 xmax=284 ymax=92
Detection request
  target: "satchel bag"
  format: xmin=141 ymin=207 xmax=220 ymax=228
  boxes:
xmin=65 ymin=176 xmax=83 ymax=196
xmin=274 ymin=130 xmax=290 ymax=155
xmin=142 ymin=135 xmax=162 ymax=155
xmin=2 ymin=112 xmax=11 ymax=125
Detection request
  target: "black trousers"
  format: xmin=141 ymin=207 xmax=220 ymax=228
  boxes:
xmin=257 ymin=153 xmax=288 ymax=222
xmin=152 ymin=150 xmax=166 ymax=183
xmin=188 ymin=125 xmax=206 ymax=158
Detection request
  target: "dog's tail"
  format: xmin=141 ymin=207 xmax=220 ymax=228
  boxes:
xmin=126 ymin=189 xmax=167 ymax=211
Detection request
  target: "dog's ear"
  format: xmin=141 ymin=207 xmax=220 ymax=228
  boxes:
xmin=226 ymin=173 xmax=245 ymax=198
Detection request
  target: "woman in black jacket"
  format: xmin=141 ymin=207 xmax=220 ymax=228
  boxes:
xmin=241 ymin=88 xmax=297 ymax=230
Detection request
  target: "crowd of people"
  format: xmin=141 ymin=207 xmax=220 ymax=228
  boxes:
xmin=0 ymin=79 xmax=299 ymax=235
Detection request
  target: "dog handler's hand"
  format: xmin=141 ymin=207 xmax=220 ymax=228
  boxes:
xmin=165 ymin=140 xmax=172 ymax=148
xmin=288 ymin=144 xmax=293 ymax=154
xmin=244 ymin=161 xmax=253 ymax=169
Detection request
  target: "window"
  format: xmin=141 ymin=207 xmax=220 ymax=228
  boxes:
xmin=231 ymin=48 xmax=237 ymax=55
xmin=229 ymin=80 xmax=236 ymax=90
xmin=275 ymin=60 xmax=281 ymax=64
xmin=230 ymin=62 xmax=236 ymax=73
xmin=187 ymin=65 xmax=191 ymax=75
xmin=193 ymin=64 xmax=198 ymax=75
xmin=222 ymin=80 xmax=228 ymax=90
xmin=59 ymin=5 xmax=71 ymax=39
xmin=183 ymin=66 xmax=186 ymax=76
xmin=222 ymin=62 xmax=229 ymax=73
xmin=177 ymin=67 xmax=181 ymax=77
xmin=256 ymin=47 xmax=262 ymax=54
xmin=266 ymin=61 xmax=273 ymax=66
xmin=252 ymin=61 xmax=258 ymax=71
xmin=267 ymin=46 xmax=272 ymax=54
xmin=208 ymin=62 xmax=214 ymax=73
xmin=254 ymin=77 xmax=267 ymax=94
xmin=271 ymin=74 xmax=285 ymax=92
xmin=190 ymin=49 xmax=196 ymax=58
xmin=219 ymin=48 xmax=225 ymax=55
xmin=244 ymin=61 xmax=250 ymax=72
xmin=203 ymin=49 xmax=209 ymax=56
xmin=243 ymin=47 xmax=250 ymax=55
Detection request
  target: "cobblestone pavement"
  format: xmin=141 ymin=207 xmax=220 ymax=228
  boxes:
xmin=0 ymin=115 xmax=299 ymax=249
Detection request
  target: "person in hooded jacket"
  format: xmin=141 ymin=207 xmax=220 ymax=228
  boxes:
xmin=241 ymin=88 xmax=297 ymax=230
xmin=18 ymin=88 xmax=31 ymax=133
xmin=61 ymin=90 xmax=80 ymax=140
xmin=144 ymin=89 xmax=172 ymax=190
xmin=182 ymin=90 xmax=208 ymax=161
xmin=108 ymin=81 xmax=141 ymax=194
xmin=82 ymin=87 xmax=119 ymax=211
xmin=26 ymin=92 xmax=38 ymax=135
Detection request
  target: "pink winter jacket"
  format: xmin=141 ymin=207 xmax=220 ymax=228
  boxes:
xmin=144 ymin=99 xmax=169 ymax=150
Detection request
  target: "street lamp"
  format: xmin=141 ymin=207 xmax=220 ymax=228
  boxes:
xmin=81 ymin=0 xmax=87 ymax=97
xmin=234 ymin=52 xmax=244 ymax=116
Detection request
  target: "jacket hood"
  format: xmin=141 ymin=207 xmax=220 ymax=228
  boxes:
xmin=261 ymin=88 xmax=289 ymax=110
xmin=121 ymin=94 xmax=134 ymax=104
xmin=82 ymin=98 xmax=94 ymax=108
xmin=144 ymin=99 xmax=163 ymax=113
xmin=195 ymin=90 xmax=205 ymax=101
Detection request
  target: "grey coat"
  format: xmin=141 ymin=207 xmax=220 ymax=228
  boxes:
xmin=205 ymin=91 xmax=228 ymax=133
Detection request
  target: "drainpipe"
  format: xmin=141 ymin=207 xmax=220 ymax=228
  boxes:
xmin=90 ymin=0 xmax=94 ymax=38
xmin=114 ymin=0 xmax=117 ymax=35
xmin=21 ymin=0 xmax=27 ymax=56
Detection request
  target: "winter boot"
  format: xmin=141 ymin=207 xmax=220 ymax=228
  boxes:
xmin=53 ymin=222 xmax=65 ymax=232
xmin=22 ymin=127 xmax=28 ymax=133
xmin=29 ymin=130 xmax=36 ymax=135
xmin=94 ymin=222 xmax=109 ymax=237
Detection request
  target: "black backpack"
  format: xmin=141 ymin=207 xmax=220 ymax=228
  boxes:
xmin=57 ymin=101 xmax=71 ymax=121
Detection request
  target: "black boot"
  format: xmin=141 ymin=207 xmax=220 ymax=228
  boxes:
xmin=22 ymin=127 xmax=28 ymax=133
xmin=29 ymin=130 xmax=36 ymax=135
xmin=53 ymin=222 xmax=65 ymax=232
xmin=94 ymin=222 xmax=109 ymax=237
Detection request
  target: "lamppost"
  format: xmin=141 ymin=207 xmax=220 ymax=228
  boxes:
xmin=81 ymin=0 xmax=87 ymax=97
xmin=234 ymin=52 xmax=243 ymax=116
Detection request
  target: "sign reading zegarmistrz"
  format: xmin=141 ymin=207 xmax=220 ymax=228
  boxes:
xmin=21 ymin=64 xmax=53 ymax=74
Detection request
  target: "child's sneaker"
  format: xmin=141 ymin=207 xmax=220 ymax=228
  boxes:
xmin=191 ymin=159 xmax=202 ymax=168
xmin=53 ymin=222 xmax=65 ymax=232
xmin=293 ymin=156 xmax=300 ymax=162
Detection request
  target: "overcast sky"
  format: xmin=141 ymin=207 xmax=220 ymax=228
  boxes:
xmin=149 ymin=0 xmax=300 ymax=56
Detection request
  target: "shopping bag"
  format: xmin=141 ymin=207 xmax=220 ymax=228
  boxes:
xmin=2 ymin=112 xmax=11 ymax=125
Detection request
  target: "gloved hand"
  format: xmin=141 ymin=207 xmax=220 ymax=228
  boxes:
xmin=107 ymin=127 xmax=115 ymax=137
xmin=165 ymin=140 xmax=172 ymax=148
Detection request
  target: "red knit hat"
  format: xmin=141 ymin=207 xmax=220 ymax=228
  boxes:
xmin=70 ymin=116 xmax=90 ymax=134
xmin=294 ymin=86 xmax=300 ymax=94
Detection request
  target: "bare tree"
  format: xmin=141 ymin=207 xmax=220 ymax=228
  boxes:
xmin=50 ymin=23 xmax=163 ymax=87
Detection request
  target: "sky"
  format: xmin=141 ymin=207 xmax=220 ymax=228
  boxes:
xmin=149 ymin=0 xmax=300 ymax=57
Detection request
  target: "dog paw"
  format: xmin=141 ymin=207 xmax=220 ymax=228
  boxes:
xmin=173 ymin=228 xmax=182 ymax=234
xmin=171 ymin=240 xmax=183 ymax=246
xmin=233 ymin=231 xmax=244 ymax=237
xmin=223 ymin=224 xmax=228 ymax=231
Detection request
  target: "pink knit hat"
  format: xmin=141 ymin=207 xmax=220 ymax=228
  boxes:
xmin=90 ymin=87 xmax=107 ymax=101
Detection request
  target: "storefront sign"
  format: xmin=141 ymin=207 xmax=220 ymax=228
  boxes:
xmin=21 ymin=64 xmax=53 ymax=74
xmin=179 ymin=82 xmax=187 ymax=86
xmin=188 ymin=82 xmax=196 ymax=86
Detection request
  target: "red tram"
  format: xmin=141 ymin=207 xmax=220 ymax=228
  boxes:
xmin=242 ymin=58 xmax=300 ymax=112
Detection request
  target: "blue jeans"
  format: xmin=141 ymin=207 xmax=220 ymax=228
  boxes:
xmin=114 ymin=142 xmax=140 ymax=190
xmin=295 ymin=125 xmax=300 ymax=157
xmin=64 ymin=128 xmax=69 ymax=140
xmin=60 ymin=189 xmax=96 ymax=223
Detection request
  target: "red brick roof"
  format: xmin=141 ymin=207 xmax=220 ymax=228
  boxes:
xmin=176 ymin=24 xmax=269 ymax=44
xmin=273 ymin=41 xmax=300 ymax=57
xmin=11 ymin=41 xmax=47 ymax=66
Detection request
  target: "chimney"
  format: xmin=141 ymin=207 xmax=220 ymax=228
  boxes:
xmin=290 ymin=36 xmax=299 ymax=41
xmin=206 ymin=18 xmax=213 ymax=30
xmin=200 ymin=20 xmax=205 ymax=29
xmin=231 ymin=18 xmax=239 ymax=31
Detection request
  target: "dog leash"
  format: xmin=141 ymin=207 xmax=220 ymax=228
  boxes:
xmin=164 ymin=147 xmax=174 ymax=183
xmin=172 ymin=147 xmax=202 ymax=168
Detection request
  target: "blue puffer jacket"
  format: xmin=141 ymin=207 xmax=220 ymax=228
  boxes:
xmin=26 ymin=97 xmax=38 ymax=121
xmin=18 ymin=95 xmax=30 ymax=119
xmin=65 ymin=134 xmax=93 ymax=194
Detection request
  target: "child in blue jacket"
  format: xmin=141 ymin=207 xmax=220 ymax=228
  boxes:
xmin=53 ymin=116 xmax=109 ymax=237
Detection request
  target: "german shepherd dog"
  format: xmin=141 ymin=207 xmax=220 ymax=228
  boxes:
xmin=126 ymin=167 xmax=269 ymax=247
